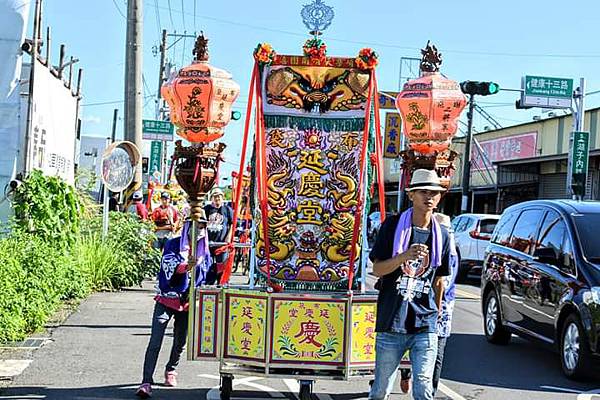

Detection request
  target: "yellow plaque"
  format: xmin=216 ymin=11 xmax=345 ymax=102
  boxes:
xmin=198 ymin=292 xmax=218 ymax=358
xmin=271 ymin=298 xmax=346 ymax=365
xmin=224 ymin=293 xmax=267 ymax=361
xmin=351 ymin=302 xmax=377 ymax=364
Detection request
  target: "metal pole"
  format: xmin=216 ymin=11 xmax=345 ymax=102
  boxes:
xmin=111 ymin=109 xmax=118 ymax=142
xmin=461 ymin=94 xmax=476 ymax=213
xmin=186 ymin=219 xmax=198 ymax=360
xmin=124 ymin=0 xmax=143 ymax=189
xmin=23 ymin=0 xmax=42 ymax=175
xmin=102 ymin=136 xmax=111 ymax=238
xmin=157 ymin=29 xmax=167 ymax=118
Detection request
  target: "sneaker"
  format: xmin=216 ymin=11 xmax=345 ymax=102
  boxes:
xmin=164 ymin=370 xmax=177 ymax=387
xmin=135 ymin=383 xmax=152 ymax=398
xmin=400 ymin=378 xmax=410 ymax=394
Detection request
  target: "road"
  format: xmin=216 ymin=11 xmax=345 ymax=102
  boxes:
xmin=0 ymin=276 xmax=598 ymax=400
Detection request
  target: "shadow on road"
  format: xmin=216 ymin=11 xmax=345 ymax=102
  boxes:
xmin=442 ymin=332 xmax=599 ymax=393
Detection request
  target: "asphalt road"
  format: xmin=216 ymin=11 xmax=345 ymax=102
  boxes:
xmin=1 ymin=276 xmax=599 ymax=400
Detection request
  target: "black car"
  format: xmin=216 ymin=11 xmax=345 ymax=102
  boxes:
xmin=481 ymin=200 xmax=600 ymax=379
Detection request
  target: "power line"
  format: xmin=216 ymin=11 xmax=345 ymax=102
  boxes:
xmin=166 ymin=0 xmax=175 ymax=29
xmin=153 ymin=0 xmax=162 ymax=41
xmin=180 ymin=0 xmax=186 ymax=30
xmin=111 ymin=0 xmax=126 ymax=19
xmin=81 ymin=95 xmax=154 ymax=107
xmin=147 ymin=3 xmax=600 ymax=59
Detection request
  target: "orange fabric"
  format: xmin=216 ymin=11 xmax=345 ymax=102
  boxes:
xmin=219 ymin=64 xmax=257 ymax=284
xmin=347 ymin=72 xmax=375 ymax=290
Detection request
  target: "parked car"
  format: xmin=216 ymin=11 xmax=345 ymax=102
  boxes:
xmin=481 ymin=200 xmax=600 ymax=380
xmin=451 ymin=213 xmax=500 ymax=280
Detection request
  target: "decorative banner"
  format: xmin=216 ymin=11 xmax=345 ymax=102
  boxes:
xmin=256 ymin=56 xmax=371 ymax=290
xmin=197 ymin=291 xmax=219 ymax=358
xmin=224 ymin=292 xmax=268 ymax=361
xmin=351 ymin=302 xmax=376 ymax=364
xmin=383 ymin=112 xmax=401 ymax=158
xmin=271 ymin=298 xmax=346 ymax=365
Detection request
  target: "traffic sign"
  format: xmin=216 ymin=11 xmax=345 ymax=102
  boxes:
xmin=149 ymin=141 xmax=162 ymax=175
xmin=142 ymin=119 xmax=174 ymax=141
xmin=378 ymin=91 xmax=399 ymax=110
xmin=567 ymin=131 xmax=589 ymax=198
xmin=521 ymin=75 xmax=573 ymax=108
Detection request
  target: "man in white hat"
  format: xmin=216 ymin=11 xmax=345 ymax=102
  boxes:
xmin=368 ymin=169 xmax=452 ymax=400
xmin=203 ymin=187 xmax=233 ymax=284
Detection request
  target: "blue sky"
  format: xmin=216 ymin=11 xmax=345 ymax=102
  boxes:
xmin=36 ymin=0 xmax=600 ymax=177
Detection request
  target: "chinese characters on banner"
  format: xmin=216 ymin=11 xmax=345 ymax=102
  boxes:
xmin=383 ymin=112 xmax=401 ymax=158
xmin=351 ymin=302 xmax=376 ymax=363
xmin=199 ymin=293 xmax=218 ymax=357
xmin=225 ymin=294 xmax=267 ymax=360
xmin=257 ymin=59 xmax=371 ymax=289
xmin=272 ymin=299 xmax=346 ymax=364
xmin=471 ymin=132 xmax=538 ymax=171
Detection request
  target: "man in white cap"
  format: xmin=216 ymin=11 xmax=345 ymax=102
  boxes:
xmin=127 ymin=191 xmax=148 ymax=220
xmin=203 ymin=187 xmax=233 ymax=284
xmin=368 ymin=169 xmax=452 ymax=400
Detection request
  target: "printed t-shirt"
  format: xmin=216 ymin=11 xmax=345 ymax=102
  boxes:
xmin=370 ymin=214 xmax=451 ymax=334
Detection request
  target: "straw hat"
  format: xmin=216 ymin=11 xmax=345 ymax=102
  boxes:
xmin=405 ymin=169 xmax=446 ymax=192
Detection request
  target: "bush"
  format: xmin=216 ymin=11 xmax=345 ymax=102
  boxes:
xmin=0 ymin=171 xmax=161 ymax=343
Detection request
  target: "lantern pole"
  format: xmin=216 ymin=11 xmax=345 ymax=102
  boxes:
xmin=461 ymin=94 xmax=476 ymax=213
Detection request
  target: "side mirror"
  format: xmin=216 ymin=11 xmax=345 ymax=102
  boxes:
xmin=533 ymin=247 xmax=558 ymax=266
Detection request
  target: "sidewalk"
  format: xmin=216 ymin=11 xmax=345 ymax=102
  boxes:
xmin=0 ymin=279 xmax=241 ymax=400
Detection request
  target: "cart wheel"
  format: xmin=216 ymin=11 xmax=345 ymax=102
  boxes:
xmin=220 ymin=375 xmax=233 ymax=400
xmin=298 ymin=381 xmax=312 ymax=400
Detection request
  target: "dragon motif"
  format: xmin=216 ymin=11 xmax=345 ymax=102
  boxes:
xmin=321 ymin=212 xmax=359 ymax=263
xmin=326 ymin=154 xmax=359 ymax=212
xmin=267 ymin=150 xmax=296 ymax=209
xmin=266 ymin=66 xmax=369 ymax=113
xmin=256 ymin=208 xmax=297 ymax=262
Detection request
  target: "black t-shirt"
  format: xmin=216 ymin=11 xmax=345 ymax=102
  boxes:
xmin=370 ymin=214 xmax=451 ymax=334
xmin=204 ymin=204 xmax=233 ymax=244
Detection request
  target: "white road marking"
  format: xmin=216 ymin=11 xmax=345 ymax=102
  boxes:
xmin=202 ymin=374 xmax=284 ymax=399
xmin=283 ymin=379 xmax=299 ymax=398
xmin=0 ymin=360 xmax=32 ymax=378
xmin=541 ymin=385 xmax=582 ymax=393
xmin=577 ymin=389 xmax=600 ymax=400
xmin=438 ymin=382 xmax=468 ymax=400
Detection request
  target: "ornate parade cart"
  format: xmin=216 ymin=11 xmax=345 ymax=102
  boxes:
xmin=160 ymin=2 xmax=466 ymax=399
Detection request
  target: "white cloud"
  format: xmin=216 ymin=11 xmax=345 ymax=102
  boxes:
xmin=82 ymin=115 xmax=102 ymax=124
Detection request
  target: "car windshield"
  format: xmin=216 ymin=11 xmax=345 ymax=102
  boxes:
xmin=572 ymin=213 xmax=600 ymax=260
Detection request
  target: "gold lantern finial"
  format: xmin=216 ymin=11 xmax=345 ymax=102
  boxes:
xmin=193 ymin=31 xmax=210 ymax=62
xmin=419 ymin=41 xmax=442 ymax=73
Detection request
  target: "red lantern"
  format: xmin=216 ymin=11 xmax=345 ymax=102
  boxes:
xmin=395 ymin=44 xmax=466 ymax=155
xmin=161 ymin=32 xmax=240 ymax=143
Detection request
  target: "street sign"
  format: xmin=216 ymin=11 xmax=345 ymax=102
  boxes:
xmin=142 ymin=119 xmax=174 ymax=141
xmin=567 ymin=131 xmax=589 ymax=198
xmin=383 ymin=112 xmax=401 ymax=158
xmin=149 ymin=141 xmax=162 ymax=175
xmin=378 ymin=91 xmax=399 ymax=110
xmin=521 ymin=75 xmax=573 ymax=108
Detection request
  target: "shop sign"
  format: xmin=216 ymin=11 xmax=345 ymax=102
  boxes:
xmin=378 ymin=91 xmax=399 ymax=110
xmin=471 ymin=132 xmax=537 ymax=171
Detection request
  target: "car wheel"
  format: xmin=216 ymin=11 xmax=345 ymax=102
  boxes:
xmin=560 ymin=314 xmax=592 ymax=380
xmin=483 ymin=290 xmax=511 ymax=345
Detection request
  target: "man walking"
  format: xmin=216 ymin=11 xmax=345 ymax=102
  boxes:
xmin=368 ymin=169 xmax=452 ymax=400
xmin=204 ymin=188 xmax=233 ymax=285
xmin=127 ymin=191 xmax=148 ymax=220
xmin=152 ymin=192 xmax=178 ymax=250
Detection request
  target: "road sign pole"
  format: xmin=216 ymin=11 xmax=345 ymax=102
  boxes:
xmin=567 ymin=78 xmax=587 ymax=200
xmin=461 ymin=94 xmax=476 ymax=213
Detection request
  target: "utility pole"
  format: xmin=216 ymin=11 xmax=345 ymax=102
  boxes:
xmin=158 ymin=29 xmax=168 ymax=184
xmin=124 ymin=0 xmax=143 ymax=191
xmin=23 ymin=0 xmax=43 ymax=175
xmin=461 ymin=95 xmax=475 ymax=213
